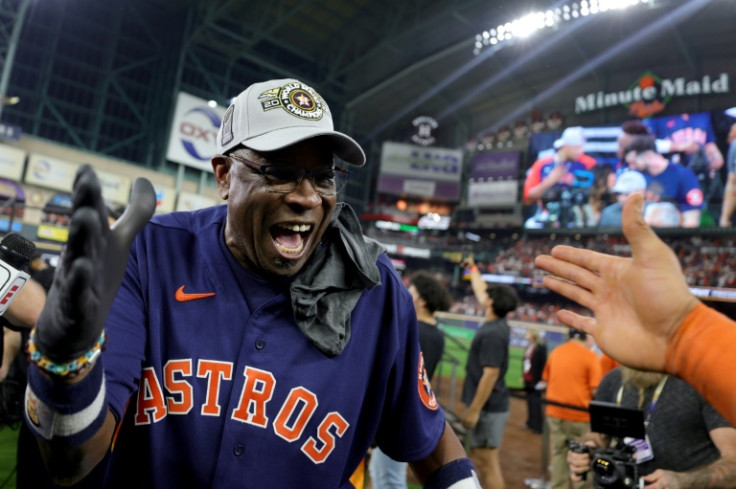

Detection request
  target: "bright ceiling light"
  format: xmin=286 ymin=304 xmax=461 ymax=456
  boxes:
xmin=511 ymin=12 xmax=543 ymax=38
xmin=472 ymin=0 xmax=655 ymax=55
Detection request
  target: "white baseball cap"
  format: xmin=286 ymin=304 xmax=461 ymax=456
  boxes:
xmin=612 ymin=171 xmax=647 ymax=194
xmin=553 ymin=126 xmax=586 ymax=150
xmin=726 ymin=107 xmax=736 ymax=118
xmin=644 ymin=202 xmax=680 ymax=228
xmin=217 ymin=78 xmax=366 ymax=166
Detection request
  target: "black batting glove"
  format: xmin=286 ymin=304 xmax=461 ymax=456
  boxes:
xmin=35 ymin=165 xmax=155 ymax=363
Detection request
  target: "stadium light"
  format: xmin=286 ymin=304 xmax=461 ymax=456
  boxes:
xmin=472 ymin=0 xmax=657 ymax=55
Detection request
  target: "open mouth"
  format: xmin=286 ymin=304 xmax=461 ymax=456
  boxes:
xmin=271 ymin=223 xmax=313 ymax=256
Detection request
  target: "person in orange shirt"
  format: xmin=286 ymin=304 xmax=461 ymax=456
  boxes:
xmin=542 ymin=329 xmax=602 ymax=489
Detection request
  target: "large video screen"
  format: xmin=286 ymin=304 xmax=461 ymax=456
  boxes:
xmin=521 ymin=110 xmax=735 ymax=230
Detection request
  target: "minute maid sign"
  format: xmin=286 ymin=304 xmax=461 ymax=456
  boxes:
xmin=575 ymin=71 xmax=730 ymax=118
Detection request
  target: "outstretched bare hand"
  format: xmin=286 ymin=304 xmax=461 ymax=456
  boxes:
xmin=534 ymin=193 xmax=699 ymax=372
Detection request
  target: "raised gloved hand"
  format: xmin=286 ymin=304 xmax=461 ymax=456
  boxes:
xmin=34 ymin=164 xmax=155 ymax=364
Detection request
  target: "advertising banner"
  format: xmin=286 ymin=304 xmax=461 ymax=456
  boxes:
xmin=166 ymin=93 xmax=227 ymax=172
xmin=0 ymin=144 xmax=26 ymax=181
xmin=25 ymin=154 xmax=77 ymax=192
xmin=25 ymin=155 xmax=131 ymax=204
xmin=176 ymin=191 xmax=218 ymax=212
xmin=153 ymin=184 xmax=177 ymax=214
xmin=96 ymin=169 xmax=131 ymax=204
xmin=467 ymin=180 xmax=519 ymax=207
xmin=378 ymin=141 xmax=462 ymax=200
xmin=469 ymin=151 xmax=520 ymax=180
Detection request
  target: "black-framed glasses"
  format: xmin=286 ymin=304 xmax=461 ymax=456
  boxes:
xmin=227 ymin=153 xmax=350 ymax=197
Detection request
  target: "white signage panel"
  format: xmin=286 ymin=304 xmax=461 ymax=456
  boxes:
xmin=25 ymin=154 xmax=77 ymax=191
xmin=176 ymin=191 xmax=218 ymax=212
xmin=0 ymin=144 xmax=26 ymax=181
xmin=379 ymin=142 xmax=462 ymax=182
xmin=166 ymin=93 xmax=227 ymax=172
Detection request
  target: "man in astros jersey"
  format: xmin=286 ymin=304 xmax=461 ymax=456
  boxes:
xmin=23 ymin=78 xmax=482 ymax=489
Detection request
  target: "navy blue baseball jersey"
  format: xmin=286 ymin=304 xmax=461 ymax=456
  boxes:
xmin=100 ymin=205 xmax=446 ymax=488
xmin=644 ymin=112 xmax=716 ymax=147
xmin=644 ymin=162 xmax=704 ymax=212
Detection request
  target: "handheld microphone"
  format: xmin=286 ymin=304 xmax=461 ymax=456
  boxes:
xmin=0 ymin=233 xmax=35 ymax=316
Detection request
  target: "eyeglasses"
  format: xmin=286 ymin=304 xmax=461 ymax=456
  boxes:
xmin=227 ymin=153 xmax=350 ymax=197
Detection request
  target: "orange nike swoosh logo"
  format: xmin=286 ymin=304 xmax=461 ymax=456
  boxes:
xmin=175 ymin=285 xmax=216 ymax=302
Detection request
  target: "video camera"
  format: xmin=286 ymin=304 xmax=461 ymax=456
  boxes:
xmin=567 ymin=401 xmax=647 ymax=489
xmin=536 ymin=169 xmax=595 ymax=228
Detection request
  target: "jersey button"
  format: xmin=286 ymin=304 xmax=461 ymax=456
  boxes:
xmin=233 ymin=443 xmax=245 ymax=456
xmin=255 ymin=338 xmax=266 ymax=350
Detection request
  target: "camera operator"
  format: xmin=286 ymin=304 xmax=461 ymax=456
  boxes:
xmin=523 ymin=126 xmax=598 ymax=228
xmin=568 ymin=366 xmax=736 ymax=489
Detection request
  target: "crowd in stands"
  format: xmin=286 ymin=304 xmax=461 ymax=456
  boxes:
xmin=477 ymin=235 xmax=736 ymax=288
xmin=449 ymin=298 xmax=590 ymax=326
xmin=405 ymin=233 xmax=736 ymax=327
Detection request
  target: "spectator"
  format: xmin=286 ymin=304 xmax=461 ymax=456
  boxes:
xmin=615 ymin=120 xmax=697 ymax=174
xmin=626 ymin=135 xmax=704 ymax=227
xmin=598 ymin=170 xmax=647 ymax=228
xmin=542 ymin=329 xmax=602 ymax=489
xmin=369 ymin=271 xmax=452 ymax=489
xmin=522 ymin=330 xmax=546 ymax=434
xmin=644 ymin=112 xmax=724 ymax=209
xmin=460 ymin=256 xmax=520 ymax=489
xmin=719 ymin=119 xmax=736 ymax=227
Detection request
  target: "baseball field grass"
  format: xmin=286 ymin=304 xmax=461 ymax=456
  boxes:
xmin=0 ymin=427 xmax=18 ymax=488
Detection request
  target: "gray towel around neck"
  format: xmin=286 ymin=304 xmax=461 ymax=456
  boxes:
xmin=290 ymin=203 xmax=384 ymax=357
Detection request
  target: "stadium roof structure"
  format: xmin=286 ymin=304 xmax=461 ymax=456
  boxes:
xmin=169 ymin=0 xmax=735 ymax=144
xmin=1 ymin=0 xmax=734 ymax=207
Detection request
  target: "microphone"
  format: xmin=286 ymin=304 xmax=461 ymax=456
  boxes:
xmin=0 ymin=233 xmax=35 ymax=316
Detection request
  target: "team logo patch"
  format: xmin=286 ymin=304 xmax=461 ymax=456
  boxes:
xmin=258 ymin=81 xmax=326 ymax=121
xmin=686 ymin=187 xmax=704 ymax=206
xmin=26 ymin=395 xmax=40 ymax=427
xmin=417 ymin=353 xmax=438 ymax=411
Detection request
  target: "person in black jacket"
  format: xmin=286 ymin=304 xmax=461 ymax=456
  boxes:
xmin=522 ymin=330 xmax=547 ymax=434
xmin=368 ymin=270 xmax=452 ymax=489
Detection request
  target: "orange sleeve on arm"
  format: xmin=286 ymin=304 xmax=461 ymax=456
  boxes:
xmin=666 ymin=302 xmax=736 ymax=425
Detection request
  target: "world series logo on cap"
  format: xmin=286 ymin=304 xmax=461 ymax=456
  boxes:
xmin=258 ymin=81 xmax=326 ymax=121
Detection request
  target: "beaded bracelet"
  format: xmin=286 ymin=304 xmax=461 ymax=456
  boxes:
xmin=27 ymin=329 xmax=106 ymax=377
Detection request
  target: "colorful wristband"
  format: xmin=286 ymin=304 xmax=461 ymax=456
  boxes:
xmin=25 ymin=360 xmax=107 ymax=445
xmin=27 ymin=329 xmax=106 ymax=377
xmin=424 ymin=458 xmax=482 ymax=489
